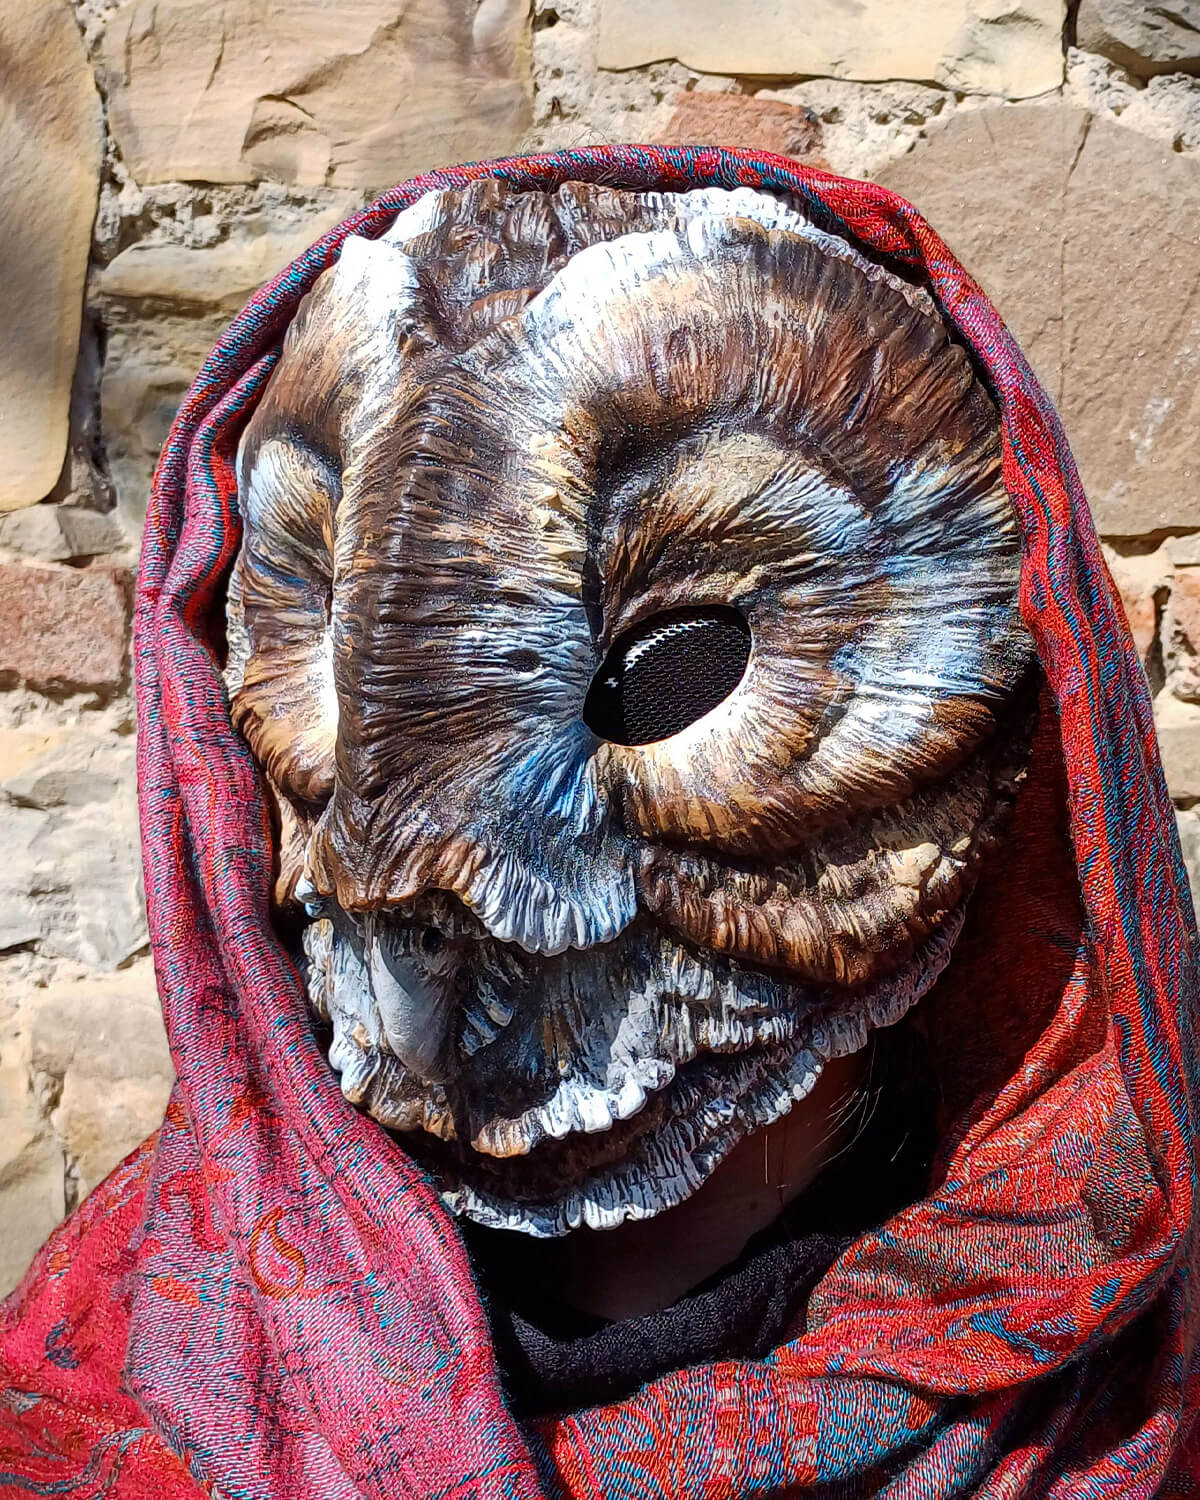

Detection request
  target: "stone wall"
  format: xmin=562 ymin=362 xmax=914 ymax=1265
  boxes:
xmin=2 ymin=0 xmax=1199 ymax=1293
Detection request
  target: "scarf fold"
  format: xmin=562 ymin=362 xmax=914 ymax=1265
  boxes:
xmin=2 ymin=144 xmax=1198 ymax=1500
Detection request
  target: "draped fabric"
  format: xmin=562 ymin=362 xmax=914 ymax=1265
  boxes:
xmin=2 ymin=145 xmax=1198 ymax=1499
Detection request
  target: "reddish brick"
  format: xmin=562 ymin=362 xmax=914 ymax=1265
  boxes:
xmin=0 ymin=563 xmax=128 ymax=694
xmin=657 ymin=93 xmax=828 ymax=167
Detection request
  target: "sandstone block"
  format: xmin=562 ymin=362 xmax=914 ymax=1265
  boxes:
xmin=0 ymin=0 xmax=103 ymax=510
xmin=0 ymin=505 xmax=125 ymax=563
xmin=36 ymin=803 xmax=147 ymax=969
xmin=880 ymin=106 xmax=1083 ymax=422
xmin=1154 ymin=694 xmax=1200 ymax=798
xmin=0 ymin=729 xmax=145 ymax=968
xmin=0 ymin=728 xmax=58 ymax=788
xmin=1176 ymin=809 xmax=1200 ymax=920
xmin=879 ymin=107 xmax=1200 ymax=537
xmin=1165 ymin=568 xmax=1200 ymax=702
xmin=0 ymin=1129 xmax=64 ymax=1296
xmin=97 ymin=200 xmax=358 ymax=528
xmin=1077 ymin=0 xmax=1200 ymax=78
xmin=2 ymin=729 xmax=134 ymax=810
xmin=598 ymin=0 xmax=1065 ymax=98
xmin=0 ymin=1018 xmax=64 ymax=1294
xmin=100 ymin=323 xmax=219 ymax=532
xmin=657 ymin=93 xmax=828 ymax=164
xmin=30 ymin=961 xmax=171 ymax=1199
xmin=0 ymin=806 xmax=51 ymax=952
xmin=1104 ymin=544 xmax=1169 ymax=664
xmin=0 ymin=729 xmax=145 ymax=969
xmin=98 ymin=214 xmax=356 ymax=308
xmin=757 ymin=78 xmax=956 ymax=181
xmin=0 ymin=563 xmax=128 ymax=694
xmin=103 ymin=0 xmax=531 ymax=189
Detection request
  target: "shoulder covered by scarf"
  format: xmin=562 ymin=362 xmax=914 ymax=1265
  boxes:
xmin=2 ymin=145 xmax=1199 ymax=1500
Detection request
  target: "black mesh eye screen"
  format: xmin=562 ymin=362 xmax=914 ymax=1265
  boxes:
xmin=583 ymin=607 xmax=752 ymax=746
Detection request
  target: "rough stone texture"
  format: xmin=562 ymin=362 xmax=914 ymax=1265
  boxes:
xmin=881 ymin=105 xmax=1083 ymax=412
xmin=1165 ymin=568 xmax=1200 ymax=702
xmin=0 ymin=0 xmax=102 ymax=511
xmin=0 ymin=986 xmax=65 ymax=1294
xmin=657 ymin=92 xmax=828 ymax=163
xmin=598 ymin=0 xmax=1066 ymax=97
xmin=30 ymin=963 xmax=171 ymax=1199
xmin=1154 ymin=695 xmax=1200 ymax=800
xmin=1065 ymin=119 xmax=1200 ymax=537
xmin=1077 ymin=0 xmax=1200 ymax=78
xmin=0 ymin=727 xmax=146 ymax=969
xmin=879 ymin=106 xmax=1200 ymax=537
xmin=524 ymin=0 xmax=979 ymax=182
xmin=1104 ymin=543 xmax=1171 ymax=665
xmin=0 ymin=805 xmax=51 ymax=953
xmin=96 ymin=196 xmax=360 ymax=529
xmin=1067 ymin=46 xmax=1200 ymax=152
xmin=0 ymin=506 xmax=125 ymax=563
xmin=103 ymin=0 xmax=532 ymax=188
xmin=760 ymin=77 xmax=967 ymax=179
xmin=0 ymin=565 xmax=128 ymax=695
xmin=0 ymin=960 xmax=168 ymax=1292
xmin=1177 ymin=809 xmax=1200 ymax=916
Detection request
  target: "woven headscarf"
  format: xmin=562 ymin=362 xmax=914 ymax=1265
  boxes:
xmin=3 ymin=146 xmax=1199 ymax=1499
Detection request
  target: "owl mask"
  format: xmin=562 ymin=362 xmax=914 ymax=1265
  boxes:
xmin=7 ymin=146 xmax=1194 ymax=1500
xmin=225 ymin=179 xmax=1036 ymax=1236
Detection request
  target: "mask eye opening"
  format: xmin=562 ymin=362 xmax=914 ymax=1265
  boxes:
xmin=583 ymin=605 xmax=752 ymax=747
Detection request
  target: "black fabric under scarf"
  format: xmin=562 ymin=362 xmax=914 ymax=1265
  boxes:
xmin=466 ymin=1023 xmax=936 ymax=1419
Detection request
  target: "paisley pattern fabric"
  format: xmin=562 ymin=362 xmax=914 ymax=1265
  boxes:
xmin=1 ymin=145 xmax=1198 ymax=1499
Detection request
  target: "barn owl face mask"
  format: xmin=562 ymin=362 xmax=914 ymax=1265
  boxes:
xmin=225 ymin=178 xmax=1036 ymax=1236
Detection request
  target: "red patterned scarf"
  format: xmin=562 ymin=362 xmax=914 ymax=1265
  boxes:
xmin=3 ymin=146 xmax=1199 ymax=1499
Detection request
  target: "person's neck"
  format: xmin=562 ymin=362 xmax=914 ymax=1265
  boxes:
xmin=560 ymin=1049 xmax=868 ymax=1322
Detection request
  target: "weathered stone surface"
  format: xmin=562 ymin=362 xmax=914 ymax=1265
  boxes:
xmin=1068 ymin=49 xmax=1200 ymax=153
xmin=97 ymin=199 xmax=358 ymax=528
xmin=0 ymin=807 xmax=51 ymax=952
xmin=103 ymin=0 xmax=531 ymax=188
xmin=1154 ymin=694 xmax=1200 ymax=798
xmin=1063 ymin=119 xmax=1200 ymax=536
xmin=0 ymin=505 xmax=126 ymax=563
xmin=0 ymin=962 xmax=169 ymax=1295
xmin=0 ymin=991 xmax=65 ymax=1295
xmin=0 ymin=564 xmax=128 ymax=694
xmin=657 ymin=92 xmax=828 ymax=163
xmin=1077 ymin=0 xmax=1200 ymax=78
xmin=98 ymin=218 xmax=356 ymax=307
xmin=30 ymin=961 xmax=171 ymax=1199
xmin=0 ymin=0 xmax=103 ymax=511
xmin=0 ymin=729 xmax=145 ymax=969
xmin=599 ymin=0 xmax=1066 ymax=98
xmin=759 ymin=78 xmax=957 ymax=180
xmin=1104 ymin=543 xmax=1171 ymax=663
xmin=35 ymin=808 xmax=147 ymax=968
xmin=100 ymin=317 xmax=225 ymax=534
xmin=2 ymin=729 xmax=133 ymax=810
xmin=879 ymin=106 xmax=1200 ymax=536
xmin=880 ymin=105 xmax=1083 ymax=411
xmin=1176 ymin=809 xmax=1200 ymax=918
xmin=1165 ymin=567 xmax=1200 ymax=701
